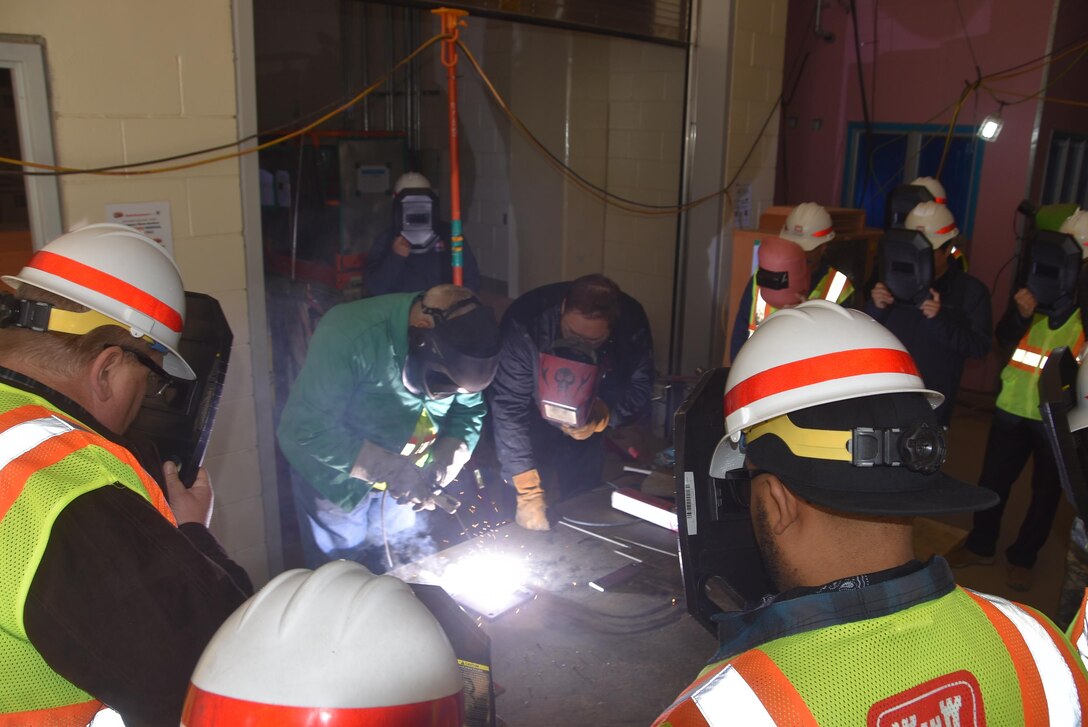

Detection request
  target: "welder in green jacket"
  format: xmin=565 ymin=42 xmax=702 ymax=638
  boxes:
xmin=277 ymin=286 xmax=500 ymax=570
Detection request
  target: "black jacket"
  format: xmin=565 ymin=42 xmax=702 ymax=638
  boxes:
xmin=365 ymin=224 xmax=481 ymax=295
xmin=488 ymin=282 xmax=654 ymax=481
xmin=865 ymin=266 xmax=992 ymax=424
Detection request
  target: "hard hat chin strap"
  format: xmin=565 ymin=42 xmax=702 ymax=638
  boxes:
xmin=0 ymin=293 xmax=166 ymax=353
xmin=744 ymin=414 xmax=947 ymax=474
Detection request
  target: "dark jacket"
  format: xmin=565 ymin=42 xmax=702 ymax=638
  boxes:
xmin=865 ymin=266 xmax=992 ymax=424
xmin=366 ymin=224 xmax=481 ymax=295
xmin=489 ymin=282 xmax=654 ymax=481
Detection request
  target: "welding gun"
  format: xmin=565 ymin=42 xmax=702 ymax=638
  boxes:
xmin=431 ymin=488 xmax=461 ymax=515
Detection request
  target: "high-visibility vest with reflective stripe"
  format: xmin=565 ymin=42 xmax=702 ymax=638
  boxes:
xmin=1067 ymin=588 xmax=1088 ymax=672
xmin=996 ymin=312 xmax=1084 ymax=420
xmin=653 ymin=585 xmax=1088 ymax=726
xmin=748 ymin=267 xmax=854 ymax=337
xmin=0 ymin=387 xmax=176 ymax=725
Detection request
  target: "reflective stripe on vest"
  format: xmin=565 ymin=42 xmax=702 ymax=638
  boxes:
xmin=997 ymin=313 xmax=1085 ymax=419
xmin=811 ymin=267 xmax=854 ymax=305
xmin=823 ymin=271 xmax=848 ymax=304
xmin=966 ymin=590 xmax=1086 ymax=725
xmin=749 ymin=278 xmax=771 ymax=338
xmin=691 ymin=664 xmax=776 ymax=726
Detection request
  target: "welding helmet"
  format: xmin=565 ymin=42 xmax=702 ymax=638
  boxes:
xmin=905 ymin=202 xmax=958 ymax=249
xmin=537 ymin=338 xmax=601 ymax=428
xmin=1060 ymin=208 xmax=1088 ymax=260
xmin=878 ymin=227 xmax=934 ymax=305
xmin=403 ymin=295 xmax=500 ymax=399
xmin=393 ymin=187 xmax=440 ymax=254
xmin=910 ymin=176 xmax=947 ymax=204
xmin=1026 ymin=229 xmax=1083 ymax=317
xmin=779 ymin=203 xmax=835 ymax=252
xmin=720 ymin=300 xmax=995 ymax=516
xmin=755 ymin=236 xmax=809 ymax=308
xmin=182 ymin=561 xmax=463 ymax=727
xmin=1 ymin=223 xmax=195 ymax=379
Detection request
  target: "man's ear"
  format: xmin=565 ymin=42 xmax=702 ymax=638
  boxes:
xmin=761 ymin=474 xmax=802 ymax=536
xmin=88 ymin=345 xmax=123 ymax=403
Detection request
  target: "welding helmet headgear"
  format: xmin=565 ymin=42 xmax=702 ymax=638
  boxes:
xmin=1060 ymin=208 xmax=1088 ymax=260
xmin=1 ymin=223 xmax=195 ymax=379
xmin=910 ymin=176 xmax=947 ymax=204
xmin=403 ymin=295 xmax=500 ymax=399
xmin=779 ymin=203 xmax=835 ymax=252
xmin=181 ymin=561 xmax=463 ymax=726
xmin=755 ymin=236 xmax=809 ymax=308
xmin=905 ymin=202 xmax=958 ymax=250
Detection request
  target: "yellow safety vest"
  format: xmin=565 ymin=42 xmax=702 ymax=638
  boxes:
xmin=749 ymin=267 xmax=854 ymax=336
xmin=996 ymin=312 xmax=1085 ymax=420
xmin=0 ymin=386 xmax=176 ymax=726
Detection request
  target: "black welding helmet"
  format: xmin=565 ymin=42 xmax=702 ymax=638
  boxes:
xmin=393 ymin=187 xmax=440 ymax=254
xmin=537 ymin=339 xmax=601 ymax=428
xmin=879 ymin=228 xmax=934 ymax=305
xmin=403 ymin=297 xmax=500 ymax=399
xmin=1026 ymin=230 xmax=1083 ymax=317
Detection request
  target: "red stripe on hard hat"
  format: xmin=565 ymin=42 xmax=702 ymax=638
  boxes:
xmin=182 ymin=686 xmax=463 ymax=726
xmin=26 ymin=250 xmax=183 ymax=333
xmin=725 ymin=348 xmax=919 ymax=414
xmin=934 ymin=196 xmax=947 ymax=204
xmin=935 ymin=222 xmax=957 ymax=235
xmin=812 ymin=226 xmax=833 ymax=238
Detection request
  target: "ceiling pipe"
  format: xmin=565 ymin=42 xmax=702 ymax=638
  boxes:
xmin=814 ymin=0 xmax=836 ymax=42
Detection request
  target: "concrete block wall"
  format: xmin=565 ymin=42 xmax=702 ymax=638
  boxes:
xmin=2 ymin=0 xmax=269 ymax=584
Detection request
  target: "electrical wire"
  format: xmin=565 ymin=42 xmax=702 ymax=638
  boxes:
xmin=849 ymin=0 xmax=874 ymax=208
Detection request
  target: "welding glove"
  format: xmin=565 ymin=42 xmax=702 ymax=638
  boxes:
xmin=512 ymin=469 xmax=549 ymax=531
xmin=422 ymin=437 xmax=471 ymax=490
xmin=562 ymin=399 xmax=610 ymax=441
xmin=351 ymin=440 xmax=436 ymax=511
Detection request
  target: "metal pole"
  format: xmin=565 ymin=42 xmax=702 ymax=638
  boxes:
xmin=432 ymin=7 xmax=468 ymax=287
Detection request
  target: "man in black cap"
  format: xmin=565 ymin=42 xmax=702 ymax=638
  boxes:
xmin=277 ymin=285 xmax=500 ymax=570
xmin=655 ymin=300 xmax=1087 ymax=726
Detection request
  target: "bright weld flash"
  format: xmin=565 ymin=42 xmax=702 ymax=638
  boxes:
xmin=440 ymin=553 xmax=528 ymax=606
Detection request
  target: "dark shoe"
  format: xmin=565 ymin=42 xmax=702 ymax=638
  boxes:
xmin=1006 ymin=564 xmax=1034 ymax=592
xmin=945 ymin=544 xmax=995 ymax=568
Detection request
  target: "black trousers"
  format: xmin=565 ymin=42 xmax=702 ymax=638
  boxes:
xmin=965 ymin=409 xmax=1062 ymax=568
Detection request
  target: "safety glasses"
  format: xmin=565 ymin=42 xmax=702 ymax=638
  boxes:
xmin=719 ymin=467 xmax=772 ymax=509
xmin=107 ymin=345 xmax=176 ymax=399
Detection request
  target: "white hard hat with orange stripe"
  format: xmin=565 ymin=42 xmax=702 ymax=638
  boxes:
xmin=779 ymin=202 xmax=835 ymax=252
xmin=724 ymin=299 xmax=942 ymax=440
xmin=1 ymin=223 xmax=194 ymax=379
xmin=905 ymin=202 xmax=959 ymax=250
xmin=181 ymin=560 xmax=463 ymax=727
xmin=910 ymin=176 xmax=948 ymax=204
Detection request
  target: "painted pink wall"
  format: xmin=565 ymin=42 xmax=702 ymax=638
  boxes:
xmin=777 ymin=0 xmax=1055 ymax=393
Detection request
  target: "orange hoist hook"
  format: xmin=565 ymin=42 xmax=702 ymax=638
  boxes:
xmin=432 ymin=8 xmax=468 ymax=68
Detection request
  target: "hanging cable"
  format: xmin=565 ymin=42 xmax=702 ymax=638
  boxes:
xmin=849 ymin=0 xmax=875 ymax=209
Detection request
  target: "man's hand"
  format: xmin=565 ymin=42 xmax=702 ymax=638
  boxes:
xmin=869 ymin=282 xmax=894 ymax=309
xmin=165 ymin=460 xmax=213 ymax=527
xmin=562 ymin=399 xmax=610 ymax=441
xmin=1014 ymin=288 xmax=1037 ymax=319
xmin=392 ymin=235 xmax=412 ymax=257
xmin=422 ymin=437 xmax=470 ymax=490
xmin=352 ymin=440 xmax=436 ymax=510
xmin=919 ymin=289 xmax=941 ymax=319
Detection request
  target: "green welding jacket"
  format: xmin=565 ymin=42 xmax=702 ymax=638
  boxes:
xmin=277 ymin=293 xmax=486 ymax=510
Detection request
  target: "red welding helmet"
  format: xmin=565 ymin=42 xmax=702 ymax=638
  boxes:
xmin=538 ymin=340 xmax=601 ymax=428
xmin=755 ymin=236 xmax=809 ymax=309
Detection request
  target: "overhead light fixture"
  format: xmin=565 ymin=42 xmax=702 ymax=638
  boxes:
xmin=978 ymin=107 xmax=1004 ymax=142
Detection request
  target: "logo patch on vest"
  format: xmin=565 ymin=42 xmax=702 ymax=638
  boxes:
xmin=867 ymin=670 xmax=985 ymax=727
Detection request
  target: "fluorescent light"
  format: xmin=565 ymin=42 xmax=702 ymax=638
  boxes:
xmin=978 ymin=112 xmax=1003 ymax=142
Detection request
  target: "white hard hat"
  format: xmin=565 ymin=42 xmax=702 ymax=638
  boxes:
xmin=2 ymin=223 xmax=194 ymax=379
xmin=779 ymin=203 xmax=835 ymax=252
xmin=910 ymin=176 xmax=947 ymax=204
xmin=1070 ymin=361 xmax=1088 ymax=433
xmin=1060 ymin=208 xmax=1088 ymax=260
xmin=724 ymin=299 xmax=941 ymax=439
xmin=394 ymin=172 xmax=431 ymax=195
xmin=905 ymin=201 xmax=959 ymax=249
xmin=182 ymin=561 xmax=462 ymax=726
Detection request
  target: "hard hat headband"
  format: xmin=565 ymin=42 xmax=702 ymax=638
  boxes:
xmin=745 ymin=414 xmax=947 ymax=473
xmin=27 ymin=250 xmax=183 ymax=333
xmin=725 ymin=348 xmax=920 ymax=417
xmin=0 ymin=294 xmax=168 ymax=352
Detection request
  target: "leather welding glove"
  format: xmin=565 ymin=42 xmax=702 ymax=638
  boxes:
xmin=512 ymin=469 xmax=549 ymax=531
xmin=562 ymin=399 xmax=610 ymax=441
xmin=351 ymin=440 xmax=436 ymax=511
xmin=422 ymin=437 xmax=471 ymax=490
